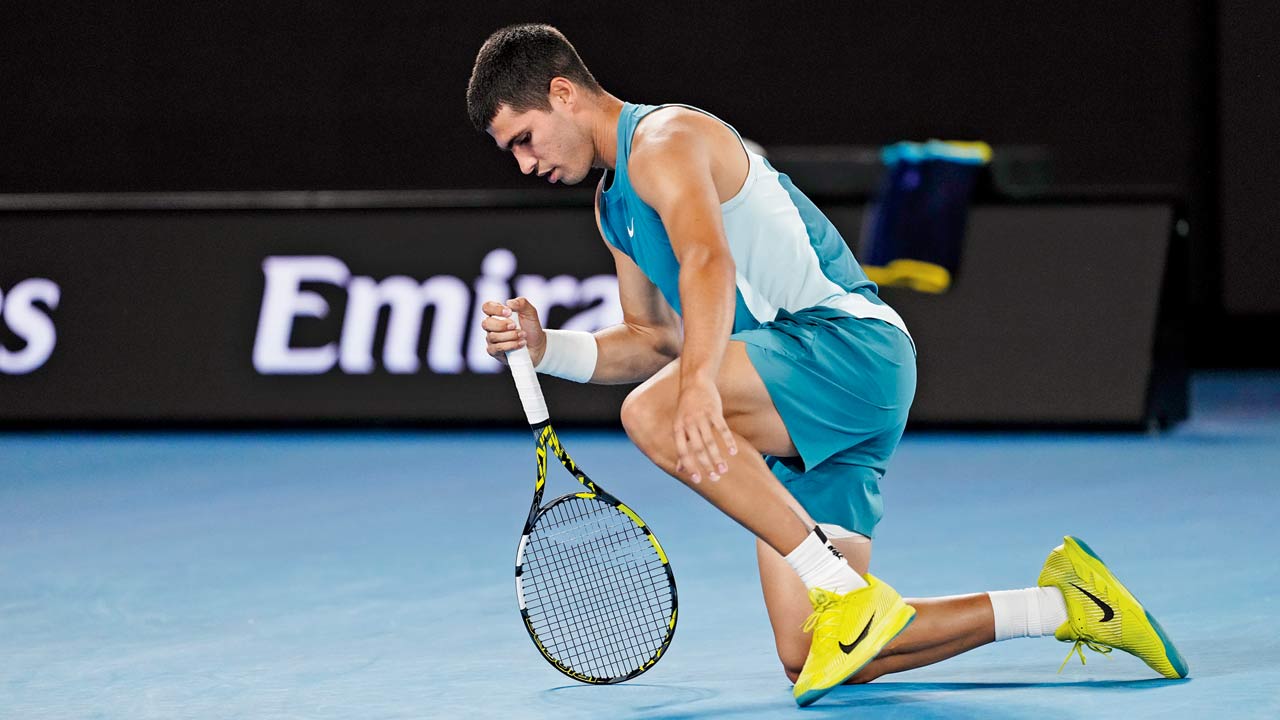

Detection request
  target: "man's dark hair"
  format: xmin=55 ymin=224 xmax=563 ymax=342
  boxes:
xmin=466 ymin=24 xmax=602 ymax=132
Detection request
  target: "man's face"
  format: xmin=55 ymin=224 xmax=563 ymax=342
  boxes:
xmin=486 ymin=101 xmax=594 ymax=185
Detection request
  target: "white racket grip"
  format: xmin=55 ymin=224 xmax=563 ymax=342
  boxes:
xmin=504 ymin=312 xmax=550 ymax=425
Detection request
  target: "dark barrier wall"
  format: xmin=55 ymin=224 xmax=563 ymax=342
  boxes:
xmin=1 ymin=202 xmax=1182 ymax=427
xmin=1 ymin=208 xmax=631 ymax=423
xmin=876 ymin=205 xmax=1184 ymax=426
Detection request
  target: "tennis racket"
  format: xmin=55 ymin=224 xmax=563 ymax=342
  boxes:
xmin=505 ymin=323 xmax=678 ymax=684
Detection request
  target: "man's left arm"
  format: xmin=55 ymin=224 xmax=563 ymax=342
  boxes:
xmin=629 ymin=126 xmax=739 ymax=483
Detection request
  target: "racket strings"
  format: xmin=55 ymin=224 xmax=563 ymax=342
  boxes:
xmin=526 ymin=507 xmax=669 ymax=673
xmin=529 ymin=542 xmax=669 ymax=677
xmin=523 ymin=496 xmax=673 ymax=680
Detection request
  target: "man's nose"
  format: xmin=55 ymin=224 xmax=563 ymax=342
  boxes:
xmin=516 ymin=150 xmax=536 ymax=175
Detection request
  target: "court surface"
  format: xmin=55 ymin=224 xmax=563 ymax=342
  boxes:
xmin=2 ymin=372 xmax=1277 ymax=719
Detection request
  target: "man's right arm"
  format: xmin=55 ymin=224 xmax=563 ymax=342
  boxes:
xmin=589 ymin=242 xmax=682 ymax=384
xmin=586 ymin=173 xmax=679 ymax=382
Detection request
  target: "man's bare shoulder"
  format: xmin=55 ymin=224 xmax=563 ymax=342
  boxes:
xmin=629 ymin=106 xmax=745 ymax=206
xmin=630 ymin=107 xmax=726 ymax=164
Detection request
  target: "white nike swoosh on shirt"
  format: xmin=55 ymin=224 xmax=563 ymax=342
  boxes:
xmin=627 ymin=218 xmax=635 ymax=237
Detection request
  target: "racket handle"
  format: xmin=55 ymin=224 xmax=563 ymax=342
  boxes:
xmin=504 ymin=311 xmax=550 ymax=425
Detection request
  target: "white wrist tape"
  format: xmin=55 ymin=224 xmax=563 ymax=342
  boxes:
xmin=535 ymin=329 xmax=598 ymax=383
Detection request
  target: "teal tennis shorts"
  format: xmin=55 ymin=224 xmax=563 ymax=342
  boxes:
xmin=732 ymin=303 xmax=916 ymax=538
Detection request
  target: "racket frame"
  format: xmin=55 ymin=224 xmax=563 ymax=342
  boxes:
xmin=505 ymin=323 xmax=677 ymax=684
xmin=514 ymin=420 xmax=679 ymax=684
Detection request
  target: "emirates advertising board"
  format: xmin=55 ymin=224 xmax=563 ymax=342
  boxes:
xmin=0 ymin=208 xmax=634 ymax=424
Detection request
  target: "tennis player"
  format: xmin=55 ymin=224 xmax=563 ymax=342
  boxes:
xmin=467 ymin=24 xmax=1186 ymax=705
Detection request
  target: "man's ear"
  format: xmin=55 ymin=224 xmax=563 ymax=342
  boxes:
xmin=548 ymin=76 xmax=574 ymax=107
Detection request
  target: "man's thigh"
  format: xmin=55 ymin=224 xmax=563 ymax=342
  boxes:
xmin=631 ymin=340 xmax=798 ymax=457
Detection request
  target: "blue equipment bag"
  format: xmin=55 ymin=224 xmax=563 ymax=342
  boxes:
xmin=860 ymin=140 xmax=991 ymax=293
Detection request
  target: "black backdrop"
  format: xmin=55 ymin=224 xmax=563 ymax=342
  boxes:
xmin=2 ymin=2 xmax=1199 ymax=193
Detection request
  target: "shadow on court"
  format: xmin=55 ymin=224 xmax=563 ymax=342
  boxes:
xmin=848 ymin=677 xmax=1182 ymax=692
xmin=542 ymin=683 xmax=719 ymax=712
xmin=538 ymin=678 xmax=1182 ymax=720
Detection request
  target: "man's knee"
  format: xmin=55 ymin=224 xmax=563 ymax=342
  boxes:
xmin=777 ymin=643 xmax=807 ymax=685
xmin=779 ymin=651 xmax=885 ymax=686
xmin=620 ymin=384 xmax=670 ymax=461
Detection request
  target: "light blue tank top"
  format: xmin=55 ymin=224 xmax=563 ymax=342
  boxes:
xmin=597 ymin=102 xmax=907 ymax=337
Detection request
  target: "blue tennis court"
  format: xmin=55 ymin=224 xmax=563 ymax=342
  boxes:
xmin=2 ymin=371 xmax=1277 ymax=719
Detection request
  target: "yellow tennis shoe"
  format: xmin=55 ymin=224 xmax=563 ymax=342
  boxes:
xmin=792 ymin=574 xmax=916 ymax=706
xmin=1038 ymin=536 xmax=1188 ymax=679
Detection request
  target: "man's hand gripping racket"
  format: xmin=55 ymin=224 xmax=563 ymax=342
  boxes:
xmin=504 ymin=309 xmax=678 ymax=684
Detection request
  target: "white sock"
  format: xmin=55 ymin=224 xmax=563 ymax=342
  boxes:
xmin=988 ymin=586 xmax=1069 ymax=641
xmin=784 ymin=527 xmax=868 ymax=594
